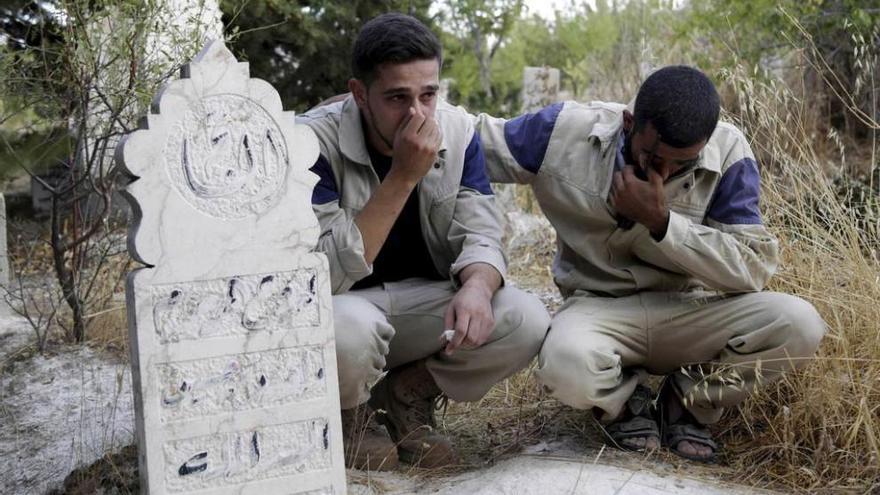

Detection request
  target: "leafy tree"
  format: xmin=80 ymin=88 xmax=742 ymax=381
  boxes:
xmin=683 ymin=0 xmax=880 ymax=139
xmin=474 ymin=0 xmax=680 ymax=114
xmin=0 ymin=0 xmax=216 ymax=345
xmin=484 ymin=14 xmax=555 ymax=113
xmin=220 ymin=0 xmax=435 ymax=111
xmin=440 ymin=0 xmax=523 ymax=105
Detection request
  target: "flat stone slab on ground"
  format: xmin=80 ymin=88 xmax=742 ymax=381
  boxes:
xmin=350 ymin=456 xmax=777 ymax=495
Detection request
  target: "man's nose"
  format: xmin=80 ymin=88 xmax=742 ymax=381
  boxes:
xmin=415 ymin=99 xmax=435 ymax=119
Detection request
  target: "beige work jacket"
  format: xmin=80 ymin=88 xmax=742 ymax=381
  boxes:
xmin=476 ymin=100 xmax=779 ymax=297
xmin=299 ymin=96 xmax=506 ymax=294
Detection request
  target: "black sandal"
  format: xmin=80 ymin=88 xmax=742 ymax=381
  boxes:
xmin=602 ymin=384 xmax=660 ymax=452
xmin=657 ymin=380 xmax=719 ymax=463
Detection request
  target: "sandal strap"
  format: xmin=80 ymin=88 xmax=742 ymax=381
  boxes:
xmin=607 ymin=415 xmax=659 ymax=437
xmin=663 ymin=423 xmax=718 ymax=450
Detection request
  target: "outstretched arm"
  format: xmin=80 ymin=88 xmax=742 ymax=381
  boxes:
xmin=472 ymin=102 xmax=564 ymax=184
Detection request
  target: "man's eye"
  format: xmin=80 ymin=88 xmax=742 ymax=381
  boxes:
xmin=421 ymin=92 xmax=436 ymax=101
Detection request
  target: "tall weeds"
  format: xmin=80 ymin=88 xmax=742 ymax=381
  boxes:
xmin=716 ymin=41 xmax=880 ymax=492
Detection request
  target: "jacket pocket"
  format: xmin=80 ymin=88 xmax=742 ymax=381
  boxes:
xmin=428 ymin=192 xmax=456 ymax=238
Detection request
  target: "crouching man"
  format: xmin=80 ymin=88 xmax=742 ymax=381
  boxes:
xmin=298 ymin=13 xmax=550 ymax=470
xmin=475 ymin=65 xmax=825 ymax=462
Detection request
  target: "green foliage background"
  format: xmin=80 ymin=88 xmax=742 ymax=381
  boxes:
xmin=220 ymin=0 xmax=436 ymax=110
xmin=218 ymin=0 xmax=880 ymax=131
xmin=3 ymin=0 xmax=877 ymax=176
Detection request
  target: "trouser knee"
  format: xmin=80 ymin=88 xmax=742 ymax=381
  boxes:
xmin=491 ymin=286 xmax=551 ymax=364
xmin=425 ymin=287 xmax=549 ymax=403
xmin=747 ymin=292 xmax=826 ymax=370
xmin=778 ymin=295 xmax=825 ymax=362
xmin=332 ymin=294 xmax=393 ymax=409
xmin=537 ymin=337 xmax=624 ymax=411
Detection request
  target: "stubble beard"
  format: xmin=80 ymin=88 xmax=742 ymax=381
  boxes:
xmin=365 ymin=99 xmax=395 ymax=153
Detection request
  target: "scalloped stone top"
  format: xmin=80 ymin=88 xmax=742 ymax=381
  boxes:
xmin=118 ymin=39 xmax=320 ymax=280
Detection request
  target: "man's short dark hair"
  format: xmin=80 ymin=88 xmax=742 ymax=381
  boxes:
xmin=633 ymin=65 xmax=720 ymax=148
xmin=352 ymin=13 xmax=442 ymax=84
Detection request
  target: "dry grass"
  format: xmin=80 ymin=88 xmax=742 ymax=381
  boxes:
xmin=715 ymin=53 xmax=880 ymax=493
xmin=85 ymin=302 xmax=129 ymax=355
xmin=46 ymin=444 xmax=139 ymax=495
xmin=5 ymin=219 xmax=130 ymax=354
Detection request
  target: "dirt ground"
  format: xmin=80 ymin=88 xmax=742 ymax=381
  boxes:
xmin=0 ymin=313 xmax=134 ymax=494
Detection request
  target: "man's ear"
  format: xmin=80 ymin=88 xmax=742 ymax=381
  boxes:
xmin=622 ymin=109 xmax=635 ymax=133
xmin=348 ymin=78 xmax=367 ymax=109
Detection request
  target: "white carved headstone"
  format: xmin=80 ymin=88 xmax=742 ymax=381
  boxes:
xmin=118 ymin=40 xmax=345 ymax=494
xmin=521 ymin=66 xmax=560 ymax=113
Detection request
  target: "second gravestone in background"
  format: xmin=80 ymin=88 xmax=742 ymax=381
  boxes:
xmin=118 ymin=40 xmax=346 ymax=494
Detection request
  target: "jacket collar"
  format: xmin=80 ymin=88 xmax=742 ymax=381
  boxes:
xmin=338 ymin=94 xmax=449 ymax=167
xmin=338 ymin=96 xmax=372 ymax=166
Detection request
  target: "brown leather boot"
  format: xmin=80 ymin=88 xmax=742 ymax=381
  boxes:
xmin=369 ymin=360 xmax=458 ymax=468
xmin=341 ymin=403 xmax=399 ymax=471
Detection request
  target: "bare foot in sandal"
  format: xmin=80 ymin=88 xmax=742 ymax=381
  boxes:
xmin=658 ymin=381 xmax=718 ymax=463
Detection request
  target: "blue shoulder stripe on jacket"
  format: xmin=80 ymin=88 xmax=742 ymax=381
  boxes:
xmin=310 ymin=155 xmax=339 ymax=205
xmin=706 ymin=157 xmax=762 ymax=225
xmin=503 ymin=102 xmax=564 ymax=174
xmin=460 ymin=132 xmax=493 ymax=195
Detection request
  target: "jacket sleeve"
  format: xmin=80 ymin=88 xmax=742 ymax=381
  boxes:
xmin=472 ymin=102 xmax=564 ymax=184
xmin=447 ymin=132 xmax=508 ymax=285
xmin=654 ymin=135 xmax=779 ymax=292
xmin=310 ymin=154 xmax=372 ymax=294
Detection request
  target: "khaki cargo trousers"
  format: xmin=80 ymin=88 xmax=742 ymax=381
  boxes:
xmin=536 ymin=291 xmax=825 ymax=424
xmin=333 ymin=278 xmax=551 ymax=409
